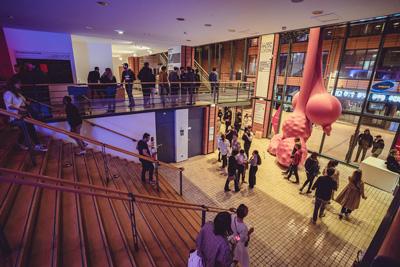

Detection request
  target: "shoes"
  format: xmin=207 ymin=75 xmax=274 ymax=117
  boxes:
xmin=284 ymin=176 xmax=289 ymax=179
xmin=76 ymin=150 xmax=86 ymax=156
xmin=292 ymin=181 xmax=299 ymax=184
xmin=319 ymin=213 xmax=325 ymax=218
xmin=311 ymin=219 xmax=316 ymax=225
xmin=242 ymin=181 xmax=247 ymax=184
xmin=224 ymin=189 xmax=231 ymax=192
xmin=18 ymin=144 xmax=29 ymax=150
xmin=306 ymin=190 xmax=312 ymax=194
xmin=339 ymin=214 xmax=343 ymax=220
xmin=34 ymin=144 xmax=48 ymax=152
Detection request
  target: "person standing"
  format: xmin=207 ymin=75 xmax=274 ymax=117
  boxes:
xmin=218 ymin=134 xmax=230 ymax=174
xmin=179 ymin=67 xmax=187 ymax=103
xmin=195 ymin=212 xmax=233 ymax=267
xmin=234 ymin=111 xmax=242 ymax=133
xmin=231 ymin=134 xmax=241 ymax=153
xmin=311 ymin=168 xmax=337 ymax=224
xmin=224 ymin=150 xmax=240 ymax=192
xmin=136 ymin=133 xmax=155 ymax=184
xmin=224 ymin=107 xmax=233 ymax=132
xmin=248 ymin=150 xmax=261 ymax=189
xmin=371 ymin=135 xmax=385 ymax=158
xmin=185 ymin=66 xmax=196 ymax=105
xmin=285 ymin=144 xmax=302 ymax=183
xmin=159 ymin=66 xmax=169 ymax=106
xmin=231 ymin=204 xmax=253 ymax=267
xmin=336 ymin=169 xmax=367 ymax=220
xmin=138 ymin=62 xmax=155 ymax=107
xmin=386 ymin=149 xmax=400 ymax=174
xmin=209 ymin=67 xmax=219 ymax=102
xmin=225 ymin=126 xmax=235 ymax=145
xmin=242 ymin=126 xmax=254 ymax=158
xmin=3 ymin=76 xmax=47 ymax=152
xmin=218 ymin=108 xmax=223 ymax=122
xmin=194 ymin=68 xmax=201 ymax=104
xmin=236 ymin=149 xmax=248 ymax=184
xmin=354 ymin=129 xmax=373 ymax=162
xmin=323 ymin=160 xmax=340 ymax=201
xmin=282 ymin=137 xmax=301 ymax=176
xmin=63 ymin=96 xmax=86 ymax=155
xmin=87 ymin=66 xmax=101 ymax=99
xmin=121 ymin=63 xmax=136 ymax=107
xmin=168 ymin=67 xmax=180 ymax=105
xmin=100 ymin=68 xmax=117 ymax=113
xmin=299 ymin=152 xmax=319 ymax=194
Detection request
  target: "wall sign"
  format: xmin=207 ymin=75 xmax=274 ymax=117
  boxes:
xmin=371 ymin=80 xmax=398 ymax=93
xmin=253 ymin=102 xmax=266 ymax=124
xmin=167 ymin=46 xmax=181 ymax=71
xmin=255 ymin=34 xmax=275 ymax=98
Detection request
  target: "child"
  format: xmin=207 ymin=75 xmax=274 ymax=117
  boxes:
xmin=299 ymin=152 xmax=319 ymax=194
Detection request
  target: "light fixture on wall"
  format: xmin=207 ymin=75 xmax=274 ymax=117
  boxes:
xmin=114 ymin=30 xmax=124 ymax=35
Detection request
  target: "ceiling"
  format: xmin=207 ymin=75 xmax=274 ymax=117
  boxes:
xmin=1 ymin=0 xmax=400 ymax=54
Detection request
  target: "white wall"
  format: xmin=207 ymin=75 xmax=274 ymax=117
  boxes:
xmin=112 ymin=55 xmax=129 ymax=82
xmin=175 ymin=109 xmax=188 ymax=162
xmin=36 ymin=112 xmax=156 ymax=162
xmin=71 ymin=37 xmax=113 ymax=83
xmin=3 ymin=27 xmax=76 ymax=81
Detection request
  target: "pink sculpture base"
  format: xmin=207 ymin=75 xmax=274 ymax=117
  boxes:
xmin=276 ymin=137 xmax=308 ymax=167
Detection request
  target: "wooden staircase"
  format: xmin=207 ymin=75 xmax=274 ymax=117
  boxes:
xmin=0 ymin=128 xmax=205 ymax=267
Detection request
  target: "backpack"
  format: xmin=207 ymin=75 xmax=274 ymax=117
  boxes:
xmin=257 ymin=155 xmax=262 ymax=165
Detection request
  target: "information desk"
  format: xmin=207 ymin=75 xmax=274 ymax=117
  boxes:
xmin=360 ymin=157 xmax=399 ymax=193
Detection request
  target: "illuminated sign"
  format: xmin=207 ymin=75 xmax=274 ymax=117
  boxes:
xmin=371 ymin=80 xmax=398 ymax=93
xmin=335 ymin=90 xmax=366 ymax=100
xmin=388 ymin=95 xmax=400 ymax=103
xmin=370 ymin=93 xmax=386 ymax=102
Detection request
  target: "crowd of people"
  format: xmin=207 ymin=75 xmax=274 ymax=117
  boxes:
xmin=86 ymin=62 xmax=216 ymax=110
xmin=346 ymin=128 xmax=386 ymax=162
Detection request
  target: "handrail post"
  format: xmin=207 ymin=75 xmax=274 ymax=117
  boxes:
xmin=236 ymin=82 xmax=240 ymax=102
xmin=179 ymin=167 xmax=183 ymax=196
xmin=101 ymin=144 xmax=111 ymax=184
xmin=201 ymin=205 xmax=207 ymax=226
xmin=21 ymin=120 xmax=36 ymax=166
xmin=128 ymin=193 xmax=139 ymax=251
xmin=155 ymin=161 xmax=160 ymax=192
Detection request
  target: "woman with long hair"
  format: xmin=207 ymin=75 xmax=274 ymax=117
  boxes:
xmin=336 ymin=169 xmax=367 ymax=219
xmin=100 ymin=68 xmax=117 ymax=113
xmin=248 ymin=150 xmax=261 ymax=189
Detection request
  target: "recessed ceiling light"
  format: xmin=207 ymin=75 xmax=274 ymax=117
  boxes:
xmin=96 ymin=1 xmax=109 ymax=6
xmin=291 ymin=0 xmax=303 ymax=2
xmin=312 ymin=10 xmax=324 ymax=15
xmin=176 ymin=17 xmax=185 ymax=21
xmin=85 ymin=26 xmax=93 ymax=30
xmin=228 ymin=29 xmax=236 ymax=32
xmin=7 ymin=15 xmax=14 ymax=20
xmin=114 ymin=30 xmax=124 ymax=35
xmin=204 ymin=24 xmax=212 ymax=27
xmin=186 ymin=39 xmax=191 ymax=42
xmin=133 ymin=53 xmax=137 ymax=57
xmin=282 ymin=26 xmax=287 ymax=30
xmin=184 ymin=31 xmax=187 ymax=35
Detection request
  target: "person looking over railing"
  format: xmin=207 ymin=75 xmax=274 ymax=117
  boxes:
xmin=63 ymin=96 xmax=87 ymax=156
xmin=137 ymin=133 xmax=155 ymax=184
xmin=186 ymin=66 xmax=195 ymax=105
xmin=179 ymin=67 xmax=187 ymax=104
xmin=100 ymin=68 xmax=117 ymax=113
xmin=168 ymin=67 xmax=180 ymax=105
xmin=159 ymin=66 xmax=169 ymax=107
xmin=3 ymin=76 xmax=47 ymax=151
xmin=138 ymin=62 xmax=155 ymax=107
xmin=121 ymin=63 xmax=136 ymax=107
xmin=209 ymin=67 xmax=219 ymax=101
xmin=87 ymin=66 xmax=101 ymax=99
xmin=194 ymin=69 xmax=201 ymax=104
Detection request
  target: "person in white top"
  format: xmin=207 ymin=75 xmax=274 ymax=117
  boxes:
xmin=236 ymin=149 xmax=248 ymax=184
xmin=218 ymin=134 xmax=230 ymax=174
xmin=3 ymin=76 xmax=47 ymax=151
xmin=231 ymin=204 xmax=254 ymax=267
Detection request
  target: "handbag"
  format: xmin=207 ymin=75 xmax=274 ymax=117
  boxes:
xmin=188 ymin=250 xmax=203 ymax=267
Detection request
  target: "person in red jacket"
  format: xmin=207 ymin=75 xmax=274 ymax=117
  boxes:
xmin=285 ymin=144 xmax=302 ymax=183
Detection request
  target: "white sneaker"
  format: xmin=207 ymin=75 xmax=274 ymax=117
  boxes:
xmin=34 ymin=144 xmax=48 ymax=152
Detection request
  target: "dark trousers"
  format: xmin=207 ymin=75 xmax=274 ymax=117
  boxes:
xmin=218 ymin=151 xmax=221 ymax=162
xmin=160 ymin=85 xmax=169 ymax=105
xmin=300 ymin=173 xmax=315 ymax=193
xmin=237 ymin=165 xmax=245 ymax=183
xmin=249 ymin=165 xmax=258 ymax=188
xmin=106 ymin=87 xmax=116 ymax=112
xmin=340 ymin=207 xmax=352 ymax=215
xmin=125 ymin=83 xmax=135 ymax=106
xmin=244 ymin=143 xmax=251 ymax=158
xmin=142 ymin=88 xmax=152 ymax=106
xmin=224 ymin=173 xmax=239 ymax=191
xmin=313 ymin=198 xmax=327 ymax=222
xmin=140 ymin=160 xmax=154 ymax=182
xmin=355 ymin=145 xmax=368 ymax=162
xmin=11 ymin=119 xmax=39 ymax=146
xmin=287 ymin=165 xmax=299 ymax=183
xmin=221 ymin=155 xmax=227 ymax=168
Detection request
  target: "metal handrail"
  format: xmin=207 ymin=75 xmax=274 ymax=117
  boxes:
xmin=84 ymin=120 xmax=137 ymax=143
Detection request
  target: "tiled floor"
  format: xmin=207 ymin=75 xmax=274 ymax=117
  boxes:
xmin=163 ymin=137 xmax=393 ymax=267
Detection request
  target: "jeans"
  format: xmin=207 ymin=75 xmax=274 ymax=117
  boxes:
xmin=106 ymin=86 xmax=116 ymax=112
xmin=300 ymin=173 xmax=315 ymax=192
xmin=11 ymin=119 xmax=39 ymax=146
xmin=313 ymin=198 xmax=327 ymax=222
xmin=125 ymin=83 xmax=135 ymax=106
xmin=244 ymin=143 xmax=251 ymax=158
xmin=354 ymin=145 xmax=368 ymax=162
xmin=224 ymin=173 xmax=239 ymax=191
xmin=71 ymin=124 xmax=85 ymax=150
xmin=221 ymin=155 xmax=228 ymax=168
xmin=142 ymin=88 xmax=152 ymax=107
xmin=140 ymin=160 xmax=154 ymax=182
xmin=287 ymin=165 xmax=300 ymax=183
xmin=249 ymin=165 xmax=258 ymax=188
xmin=237 ymin=165 xmax=246 ymax=183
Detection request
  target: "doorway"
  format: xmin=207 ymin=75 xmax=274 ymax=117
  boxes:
xmin=188 ymin=107 xmax=204 ymax=157
xmin=155 ymin=110 xmax=175 ymax=162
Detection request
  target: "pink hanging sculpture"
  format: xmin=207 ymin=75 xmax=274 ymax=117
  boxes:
xmin=268 ymin=27 xmax=342 ymax=167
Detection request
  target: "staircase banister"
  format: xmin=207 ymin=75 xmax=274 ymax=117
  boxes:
xmin=0 ymin=167 xmax=231 ymax=212
xmin=85 ymin=120 xmax=137 ymax=142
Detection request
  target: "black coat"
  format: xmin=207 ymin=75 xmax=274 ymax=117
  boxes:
xmin=138 ymin=67 xmax=155 ymax=89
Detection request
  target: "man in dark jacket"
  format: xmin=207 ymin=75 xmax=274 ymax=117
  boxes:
xmin=311 ymin=168 xmax=337 ymax=224
xmin=179 ymin=67 xmax=187 ymax=103
xmin=87 ymin=67 xmax=101 ymax=99
xmin=63 ymin=96 xmax=86 ymax=155
xmin=209 ymin=67 xmax=219 ymax=101
xmin=137 ymin=133 xmax=154 ymax=183
xmin=121 ymin=63 xmax=136 ymax=107
xmin=168 ymin=67 xmax=180 ymax=105
xmin=371 ymin=135 xmax=385 ymax=158
xmin=300 ymin=152 xmax=320 ymax=194
xmin=224 ymin=150 xmax=240 ymax=192
xmin=138 ymin=62 xmax=155 ymax=107
xmin=242 ymin=126 xmax=254 ymax=158
xmin=354 ymin=129 xmax=373 ymax=162
xmin=185 ymin=66 xmax=195 ymax=105
xmin=194 ymin=69 xmax=201 ymax=104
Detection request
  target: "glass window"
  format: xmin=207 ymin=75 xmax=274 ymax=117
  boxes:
xmin=349 ymin=21 xmax=384 ymax=37
xmin=249 ymin=38 xmax=258 ymax=47
xmin=322 ymin=51 xmax=329 ymax=75
xmin=387 ymin=19 xmax=400 ymax=34
xmin=375 ymin=48 xmax=400 ymax=81
xmin=247 ymin=55 xmax=257 ymax=76
xmin=339 ymin=49 xmax=378 ymax=79
xmin=295 ymin=32 xmax=309 ymax=42
xmin=334 ymin=88 xmax=366 ymax=113
xmin=278 ymin=53 xmax=288 ymax=76
xmin=290 ymin=52 xmax=306 ymax=76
